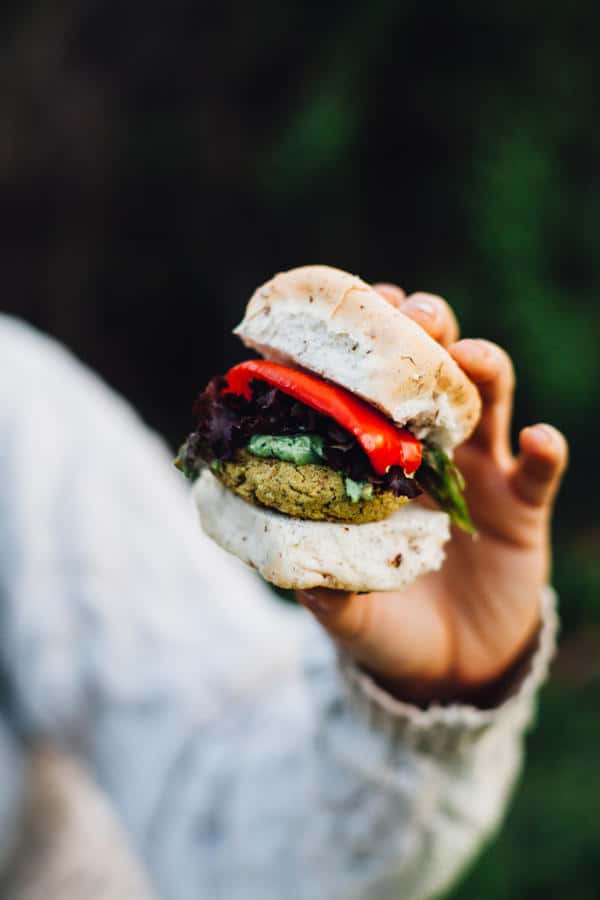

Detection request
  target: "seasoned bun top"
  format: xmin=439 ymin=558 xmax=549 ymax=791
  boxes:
xmin=234 ymin=265 xmax=481 ymax=450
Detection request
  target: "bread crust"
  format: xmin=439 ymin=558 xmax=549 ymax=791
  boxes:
xmin=194 ymin=470 xmax=449 ymax=592
xmin=235 ymin=265 xmax=481 ymax=450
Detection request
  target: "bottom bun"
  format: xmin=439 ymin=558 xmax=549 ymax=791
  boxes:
xmin=193 ymin=470 xmax=450 ymax=592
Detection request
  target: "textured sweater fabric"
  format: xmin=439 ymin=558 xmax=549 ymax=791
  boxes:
xmin=0 ymin=314 xmax=558 ymax=900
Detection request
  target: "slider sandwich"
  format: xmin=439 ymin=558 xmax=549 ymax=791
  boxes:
xmin=176 ymin=266 xmax=481 ymax=592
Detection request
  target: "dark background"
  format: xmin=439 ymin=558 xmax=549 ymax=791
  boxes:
xmin=1 ymin=3 xmax=599 ymax=897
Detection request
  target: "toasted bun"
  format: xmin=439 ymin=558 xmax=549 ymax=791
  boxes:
xmin=194 ymin=470 xmax=449 ymax=592
xmin=235 ymin=265 xmax=481 ymax=451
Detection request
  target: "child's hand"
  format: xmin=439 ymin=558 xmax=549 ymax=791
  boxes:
xmin=297 ymin=284 xmax=568 ymax=704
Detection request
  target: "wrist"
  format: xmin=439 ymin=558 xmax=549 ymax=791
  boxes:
xmin=365 ymin=608 xmax=543 ymax=709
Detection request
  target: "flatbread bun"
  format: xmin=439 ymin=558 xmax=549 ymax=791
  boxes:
xmin=235 ymin=265 xmax=481 ymax=451
xmin=194 ymin=470 xmax=450 ymax=592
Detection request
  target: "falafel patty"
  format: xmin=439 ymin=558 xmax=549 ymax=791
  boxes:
xmin=215 ymin=451 xmax=409 ymax=523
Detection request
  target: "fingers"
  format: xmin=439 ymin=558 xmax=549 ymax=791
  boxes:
xmin=373 ymin=283 xmax=406 ymax=308
xmin=374 ymin=284 xmax=459 ymax=347
xmin=449 ymin=339 xmax=515 ymax=460
xmin=400 ymin=293 xmax=460 ymax=347
xmin=510 ymin=424 xmax=568 ymax=508
xmin=374 ymin=287 xmax=520 ymax=464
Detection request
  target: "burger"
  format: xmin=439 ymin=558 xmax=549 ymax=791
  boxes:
xmin=176 ymin=265 xmax=481 ymax=592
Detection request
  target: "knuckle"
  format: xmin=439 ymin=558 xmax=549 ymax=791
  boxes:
xmin=528 ymin=456 xmax=558 ymax=484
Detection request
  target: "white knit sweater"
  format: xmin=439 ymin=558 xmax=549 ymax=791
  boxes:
xmin=0 ymin=315 xmax=557 ymax=900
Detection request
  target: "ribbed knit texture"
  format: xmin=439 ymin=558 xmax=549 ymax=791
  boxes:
xmin=0 ymin=314 xmax=557 ymax=900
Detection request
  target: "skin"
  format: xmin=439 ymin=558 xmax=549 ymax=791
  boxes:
xmin=297 ymin=284 xmax=569 ymax=705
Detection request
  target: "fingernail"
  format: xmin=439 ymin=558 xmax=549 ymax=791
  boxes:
xmin=403 ymin=297 xmax=436 ymax=318
xmin=532 ymin=424 xmax=557 ymax=447
xmin=459 ymin=339 xmax=496 ymax=363
xmin=477 ymin=340 xmax=500 ymax=361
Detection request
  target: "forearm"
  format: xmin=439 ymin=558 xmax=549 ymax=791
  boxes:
xmin=143 ymin=592 xmax=556 ymax=900
xmin=0 ymin=588 xmax=557 ymax=900
xmin=0 ymin=314 xmax=559 ymax=900
xmin=330 ymin=587 xmax=557 ymax=900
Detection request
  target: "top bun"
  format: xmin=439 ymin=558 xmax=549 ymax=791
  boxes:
xmin=234 ymin=265 xmax=481 ymax=450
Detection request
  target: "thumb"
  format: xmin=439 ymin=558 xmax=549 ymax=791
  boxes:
xmin=296 ymin=583 xmax=452 ymax=682
xmin=296 ymin=589 xmax=369 ymax=641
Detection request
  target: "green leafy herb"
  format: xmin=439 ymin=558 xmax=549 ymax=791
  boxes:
xmin=174 ymin=441 xmax=199 ymax=481
xmin=416 ymin=446 xmax=476 ymax=533
xmin=247 ymin=433 xmax=325 ymax=465
xmin=344 ymin=477 xmax=374 ymax=503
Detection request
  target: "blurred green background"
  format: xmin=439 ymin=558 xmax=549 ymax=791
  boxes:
xmin=1 ymin=2 xmax=599 ymax=896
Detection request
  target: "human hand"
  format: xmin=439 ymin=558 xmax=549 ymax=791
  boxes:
xmin=297 ymin=284 xmax=568 ymax=704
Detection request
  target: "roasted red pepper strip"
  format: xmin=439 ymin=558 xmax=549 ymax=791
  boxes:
xmin=224 ymin=360 xmax=422 ymax=475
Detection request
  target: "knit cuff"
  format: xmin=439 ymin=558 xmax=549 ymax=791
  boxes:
xmin=338 ymin=587 xmax=558 ymax=756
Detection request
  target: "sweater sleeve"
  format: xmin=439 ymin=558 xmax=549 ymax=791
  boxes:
xmin=0 ymin=314 xmax=557 ymax=900
xmin=332 ymin=588 xmax=557 ymax=900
